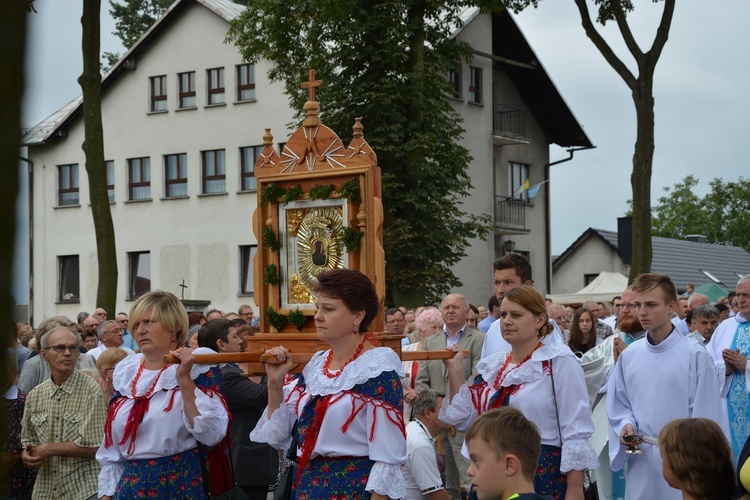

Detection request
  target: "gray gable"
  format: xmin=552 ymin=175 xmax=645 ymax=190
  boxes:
xmin=594 ymin=229 xmax=749 ymax=290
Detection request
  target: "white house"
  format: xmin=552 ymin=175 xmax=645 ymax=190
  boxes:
xmin=23 ymin=0 xmax=592 ymax=324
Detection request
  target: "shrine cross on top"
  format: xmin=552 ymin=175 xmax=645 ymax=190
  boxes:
xmin=301 ymin=69 xmax=323 ymax=102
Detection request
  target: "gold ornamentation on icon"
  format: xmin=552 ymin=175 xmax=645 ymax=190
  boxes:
xmin=294 ymin=206 xmax=345 ymax=295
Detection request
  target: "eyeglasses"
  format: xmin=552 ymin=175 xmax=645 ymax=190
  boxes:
xmin=621 ymin=303 xmax=637 ymax=310
xmin=45 ymin=344 xmax=80 ymax=353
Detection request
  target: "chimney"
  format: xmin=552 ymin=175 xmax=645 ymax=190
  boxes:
xmin=617 ymin=216 xmax=633 ymax=265
xmin=685 ymin=234 xmax=708 ymax=244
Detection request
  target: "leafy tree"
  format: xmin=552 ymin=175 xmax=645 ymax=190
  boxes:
xmin=227 ymin=0 xmax=492 ymax=305
xmin=649 ymin=175 xmax=750 ymax=252
xmin=504 ymin=0 xmax=675 ymax=282
xmin=102 ymin=0 xmax=174 ymax=69
xmin=81 ymin=0 xmax=118 ymax=318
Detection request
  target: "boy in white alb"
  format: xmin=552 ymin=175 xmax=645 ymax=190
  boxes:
xmin=606 ymin=273 xmax=725 ymax=500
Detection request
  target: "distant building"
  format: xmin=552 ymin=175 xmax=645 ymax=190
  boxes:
xmin=552 ymin=217 xmax=750 ymax=294
xmin=23 ymin=0 xmax=592 ymax=324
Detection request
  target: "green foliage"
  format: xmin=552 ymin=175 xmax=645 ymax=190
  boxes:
xmin=649 ymin=175 xmax=750 ymax=252
xmin=308 ymin=183 xmax=336 ymax=201
xmin=264 ymin=307 xmax=288 ymax=331
xmin=262 ymin=226 xmax=280 ymax=252
xmin=108 ymin=0 xmax=176 ymax=49
xmin=227 ymin=0 xmax=492 ymax=304
xmin=263 ymin=263 xmax=281 ymax=286
xmin=339 ymin=222 xmax=364 ymax=253
xmin=336 ymin=180 xmax=362 ymax=204
xmin=101 ymin=51 xmax=120 ymax=73
xmin=287 ymin=308 xmax=307 ymax=331
xmin=281 ymin=184 xmax=304 ymax=204
xmin=260 ymin=183 xmax=286 ymax=205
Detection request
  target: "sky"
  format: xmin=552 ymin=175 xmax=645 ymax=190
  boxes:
xmin=16 ymin=0 xmax=750 ymax=300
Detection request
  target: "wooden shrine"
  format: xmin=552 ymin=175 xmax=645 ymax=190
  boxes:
xmin=251 ymin=69 xmax=385 ymax=333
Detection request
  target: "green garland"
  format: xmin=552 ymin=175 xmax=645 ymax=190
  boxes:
xmin=260 ymin=183 xmax=286 ymax=204
xmin=263 ymin=263 xmax=282 ymax=285
xmin=308 ymin=183 xmax=336 ymax=201
xmin=337 ymin=180 xmax=362 ymax=204
xmin=262 ymin=227 xmax=280 ymax=252
xmin=287 ymin=308 xmax=307 ymax=331
xmin=281 ymin=184 xmax=304 ymax=204
xmin=265 ymin=307 xmax=288 ymax=331
xmin=339 ymin=220 xmax=364 ymax=252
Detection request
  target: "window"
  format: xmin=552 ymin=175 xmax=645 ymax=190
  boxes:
xmin=178 ymin=71 xmax=196 ymax=108
xmin=508 ymin=162 xmax=530 ymax=201
xmin=240 ymin=245 xmax=257 ymax=295
xmin=468 ymin=67 xmax=482 ymax=103
xmin=128 ymin=251 xmax=151 ymax=299
xmin=57 ymin=164 xmax=79 ymax=206
xmin=58 ymin=255 xmax=80 ymax=303
xmin=150 ymin=75 xmax=167 ymax=112
xmin=164 ymin=153 xmax=188 ymax=197
xmin=448 ymin=68 xmax=460 ymax=98
xmin=584 ymin=273 xmax=599 ymax=286
xmin=237 ymin=64 xmax=256 ymax=101
xmin=202 ymin=149 xmax=226 ymax=194
xmin=239 ymin=146 xmax=261 ymax=191
xmin=207 ymin=68 xmax=225 ymax=105
xmin=106 ymin=160 xmax=115 ymax=202
xmin=128 ymin=157 xmax=151 ymax=200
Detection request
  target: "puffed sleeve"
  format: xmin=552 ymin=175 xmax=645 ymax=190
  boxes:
xmin=186 ymin=367 xmax=230 ymax=447
xmin=551 ymin=355 xmax=599 ymax=473
xmin=363 ymin=370 xmax=407 ymax=500
xmin=439 ymin=376 xmax=487 ymax=432
xmin=250 ymin=376 xmax=304 ymax=451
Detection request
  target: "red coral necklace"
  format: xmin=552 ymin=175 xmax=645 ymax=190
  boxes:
xmin=323 ymin=336 xmax=368 ymax=378
xmin=131 ymin=361 xmax=168 ymax=398
xmin=492 ymin=342 xmax=542 ymax=390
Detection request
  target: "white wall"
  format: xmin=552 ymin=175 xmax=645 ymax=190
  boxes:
xmin=28 ymin=3 xmax=294 ymax=324
xmin=551 ymin=236 xmax=628 ymax=293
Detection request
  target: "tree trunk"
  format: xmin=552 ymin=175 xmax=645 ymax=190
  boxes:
xmin=628 ymin=73 xmax=655 ymax=282
xmin=79 ymin=0 xmax=118 ymax=318
xmin=390 ymin=0 xmax=428 ymax=307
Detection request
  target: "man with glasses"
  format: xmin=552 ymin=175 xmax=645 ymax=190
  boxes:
xmin=707 ymin=275 xmax=750 ymax=458
xmin=238 ymin=304 xmax=259 ymax=326
xmin=579 ymin=287 xmax=645 ymax=500
xmin=603 ymin=296 xmax=623 ymax=330
xmin=21 ymin=326 xmax=106 ymax=500
xmin=385 ymin=308 xmax=407 ymax=336
xmin=115 ymin=312 xmax=138 ymax=351
xmin=85 ymin=320 xmax=135 ymax=361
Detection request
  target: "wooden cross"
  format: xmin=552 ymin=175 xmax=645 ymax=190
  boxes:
xmin=179 ymin=279 xmax=188 ymax=300
xmin=301 ymin=69 xmax=323 ymax=102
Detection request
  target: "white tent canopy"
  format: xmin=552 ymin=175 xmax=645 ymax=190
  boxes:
xmin=547 ymin=272 xmax=629 ymax=305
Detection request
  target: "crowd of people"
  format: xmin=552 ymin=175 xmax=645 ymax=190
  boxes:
xmin=2 ymin=258 xmax=750 ymax=500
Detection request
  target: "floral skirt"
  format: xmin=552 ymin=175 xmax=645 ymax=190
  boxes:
xmin=469 ymin=444 xmax=565 ymax=500
xmin=115 ymin=448 xmax=205 ymax=499
xmin=293 ymin=456 xmax=374 ymax=500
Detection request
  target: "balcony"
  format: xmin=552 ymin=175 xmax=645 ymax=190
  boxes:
xmin=495 ymin=196 xmax=528 ymax=232
xmin=493 ymin=104 xmax=528 ymax=145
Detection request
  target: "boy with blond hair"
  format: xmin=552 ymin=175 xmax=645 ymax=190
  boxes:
xmin=465 ymin=407 xmax=547 ymax=500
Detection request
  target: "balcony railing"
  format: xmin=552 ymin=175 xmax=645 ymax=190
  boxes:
xmin=493 ymin=104 xmax=526 ymax=140
xmin=495 ymin=196 xmax=526 ymax=231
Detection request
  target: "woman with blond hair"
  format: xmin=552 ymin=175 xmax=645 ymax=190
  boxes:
xmin=659 ymin=418 xmax=736 ymax=499
xmin=402 ymin=306 xmax=443 ymax=421
xmin=96 ymin=347 xmax=129 ymax=400
xmin=441 ymin=286 xmax=597 ymax=500
xmin=96 ymin=291 xmax=229 ymax=499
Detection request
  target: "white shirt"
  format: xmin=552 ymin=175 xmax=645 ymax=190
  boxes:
xmin=86 ymin=345 xmax=135 ymax=361
xmin=606 ymin=332 xmax=725 ymax=500
xmin=96 ymin=349 xmax=229 ymax=497
xmin=251 ymin=347 xmax=407 ymax=500
xmin=441 ymin=343 xmax=599 ymax=474
xmin=402 ymin=420 xmax=444 ymax=500
xmin=603 ymin=315 xmax=617 ymax=330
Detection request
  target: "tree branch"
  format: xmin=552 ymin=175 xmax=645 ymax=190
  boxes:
xmin=611 ymin=0 xmax=644 ymax=60
xmin=573 ymin=0 xmax=636 ymax=89
xmin=645 ymin=0 xmax=676 ymax=68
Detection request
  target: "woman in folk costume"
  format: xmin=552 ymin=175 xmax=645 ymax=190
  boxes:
xmin=441 ymin=286 xmax=598 ymax=500
xmin=251 ymin=269 xmax=406 ymax=499
xmin=96 ymin=291 xmax=229 ymax=499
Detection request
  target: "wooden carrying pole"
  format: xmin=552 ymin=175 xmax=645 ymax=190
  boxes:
xmin=163 ymin=349 xmax=469 ymax=365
